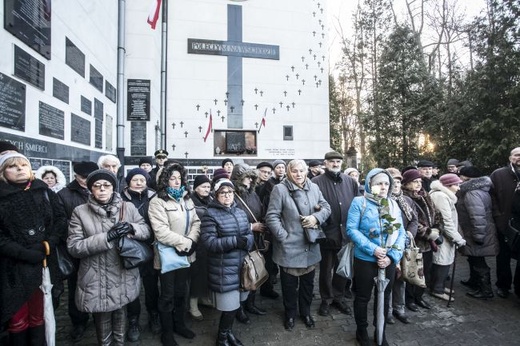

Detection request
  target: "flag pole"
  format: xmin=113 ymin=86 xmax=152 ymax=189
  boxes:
xmin=160 ymin=0 xmax=168 ymax=150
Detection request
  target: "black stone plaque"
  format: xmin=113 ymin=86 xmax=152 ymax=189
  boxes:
xmin=130 ymin=121 xmax=147 ymax=156
xmin=89 ymin=65 xmax=103 ymax=93
xmin=105 ymin=81 xmax=116 ymax=103
xmin=65 ymin=37 xmax=85 ymax=77
xmin=95 ymin=118 xmax=102 ymax=149
xmin=0 ymin=72 xmax=26 ymax=131
xmin=39 ymin=101 xmax=64 ymax=139
xmin=29 ymin=157 xmax=42 ymax=170
xmin=71 ymin=113 xmax=91 ymax=145
xmin=52 ymin=77 xmax=69 ymax=104
xmin=226 ymin=132 xmax=246 ymax=153
xmin=4 ymin=0 xmax=52 ymax=60
xmin=14 ymin=45 xmax=45 ymax=90
xmin=80 ymin=95 xmax=91 ymax=115
xmin=94 ymin=98 xmax=103 ymax=120
xmin=52 ymin=160 xmax=71 ymax=182
xmin=127 ymin=79 xmax=150 ymax=121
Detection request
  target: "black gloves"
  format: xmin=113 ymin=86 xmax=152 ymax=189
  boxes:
xmin=19 ymin=248 xmax=46 ymax=264
xmin=236 ymin=236 xmax=249 ymax=250
xmin=434 ymin=234 xmax=444 ymax=245
xmin=27 ymin=242 xmax=46 ymax=253
xmin=107 ymin=222 xmax=134 ymax=242
xmin=175 ymin=238 xmax=197 ymax=256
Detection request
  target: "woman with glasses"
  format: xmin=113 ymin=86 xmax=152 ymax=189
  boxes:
xmin=265 ymin=159 xmax=331 ymax=331
xmin=200 ymin=178 xmax=253 ymax=346
xmin=148 ymin=163 xmax=200 ymax=346
xmin=67 ymin=169 xmax=150 ymax=345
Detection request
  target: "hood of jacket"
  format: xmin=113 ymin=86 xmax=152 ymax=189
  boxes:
xmin=34 ymin=165 xmax=67 ymax=187
xmin=459 ymin=176 xmax=493 ymax=194
xmin=230 ymin=163 xmax=258 ymax=194
xmin=364 ymin=168 xmax=394 ymax=197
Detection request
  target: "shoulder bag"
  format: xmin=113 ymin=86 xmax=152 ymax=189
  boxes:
xmin=241 ymin=242 xmax=269 ymax=291
xmin=117 ymin=202 xmax=154 ymax=269
xmin=156 ymin=202 xmax=191 ymax=274
xmin=285 ymin=185 xmax=326 ymax=243
xmin=400 ymin=231 xmax=426 ymax=288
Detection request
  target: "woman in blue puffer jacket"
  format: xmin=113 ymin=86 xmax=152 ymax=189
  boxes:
xmin=347 ymin=168 xmax=405 ymax=346
xmin=201 ymin=178 xmax=254 ymax=346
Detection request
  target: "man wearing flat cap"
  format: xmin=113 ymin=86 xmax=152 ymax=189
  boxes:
xmin=417 ymin=160 xmax=435 ymax=192
xmin=307 ymin=160 xmax=323 ymax=180
xmin=312 ymin=151 xmax=359 ymax=316
xmin=57 ymin=160 xmax=99 ymax=341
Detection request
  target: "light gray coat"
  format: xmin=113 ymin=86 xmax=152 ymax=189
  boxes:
xmin=68 ymin=194 xmax=150 ymax=313
xmin=265 ymin=178 xmax=331 ymax=269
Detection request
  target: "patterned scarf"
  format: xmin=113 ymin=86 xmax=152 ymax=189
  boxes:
xmin=166 ymin=186 xmax=185 ymax=202
xmin=391 ymin=190 xmax=414 ymax=222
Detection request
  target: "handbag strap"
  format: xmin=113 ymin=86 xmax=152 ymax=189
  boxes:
xmin=283 ymin=184 xmax=306 ymax=216
xmin=234 ymin=193 xmax=259 ymax=223
xmin=184 ymin=202 xmax=190 ymax=236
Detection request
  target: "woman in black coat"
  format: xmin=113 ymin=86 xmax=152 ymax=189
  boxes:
xmin=200 ymin=178 xmax=254 ymax=346
xmin=0 ymin=152 xmax=66 ymax=345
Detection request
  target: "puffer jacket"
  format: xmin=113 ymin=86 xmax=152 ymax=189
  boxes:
xmin=346 ymin=168 xmax=405 ymax=265
xmin=67 ymin=193 xmax=150 ymax=313
xmin=148 ymin=192 xmax=201 ymax=267
xmin=200 ymin=200 xmax=253 ymax=293
xmin=457 ymin=176 xmax=499 ymax=257
xmin=265 ymin=177 xmax=331 ymax=269
xmin=429 ymin=180 xmax=464 ymax=265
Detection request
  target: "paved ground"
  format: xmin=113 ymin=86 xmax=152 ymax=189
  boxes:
xmin=53 ymin=256 xmax=520 ymax=346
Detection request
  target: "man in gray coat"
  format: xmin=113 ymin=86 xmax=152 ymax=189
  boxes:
xmin=312 ymin=151 xmax=360 ymax=316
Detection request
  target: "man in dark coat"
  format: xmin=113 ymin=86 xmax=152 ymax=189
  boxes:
xmin=312 ymin=151 xmax=360 ymax=316
xmin=490 ymin=147 xmax=520 ymax=298
xmin=417 ymin=160 xmax=435 ymax=192
xmin=56 ymin=160 xmax=98 ymax=342
xmin=149 ymin=149 xmax=169 ymax=190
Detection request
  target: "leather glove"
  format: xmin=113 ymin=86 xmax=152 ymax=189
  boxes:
xmin=19 ymin=248 xmax=46 ymax=264
xmin=27 ymin=242 xmax=46 ymax=254
xmin=434 ymin=234 xmax=444 ymax=245
xmin=455 ymin=238 xmax=467 ymax=248
xmin=107 ymin=222 xmax=132 ymax=242
xmin=236 ymin=236 xmax=249 ymax=250
xmin=176 ymin=238 xmax=197 ymax=256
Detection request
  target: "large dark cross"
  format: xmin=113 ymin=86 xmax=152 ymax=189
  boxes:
xmin=188 ymin=4 xmax=280 ymax=129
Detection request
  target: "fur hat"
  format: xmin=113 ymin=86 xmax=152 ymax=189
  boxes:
xmin=35 ymin=165 xmax=67 ymax=186
xmin=272 ymin=159 xmax=286 ymax=169
xmin=125 ymin=168 xmax=150 ymax=185
xmin=86 ymin=169 xmax=117 ymax=191
xmin=73 ymin=161 xmax=99 ymax=177
xmin=459 ymin=166 xmax=483 ymax=178
xmin=324 ymin=151 xmax=343 ymax=160
xmin=439 ymin=173 xmax=463 ymax=186
xmin=401 ymin=169 xmax=423 ymax=185
xmin=193 ymin=174 xmax=211 ymax=189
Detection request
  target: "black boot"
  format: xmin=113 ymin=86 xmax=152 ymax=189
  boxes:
xmin=159 ymin=311 xmax=178 ymax=346
xmin=173 ymin=297 xmax=195 ymax=339
xmin=127 ymin=315 xmax=141 ymax=342
xmin=149 ymin=310 xmax=162 ymax=335
xmin=29 ymin=325 xmax=45 ymax=346
xmin=235 ymin=303 xmax=251 ymax=325
xmin=355 ymin=328 xmax=370 ymax=346
xmin=244 ymin=292 xmax=266 ymax=315
xmin=9 ymin=330 xmax=28 ymax=346
xmin=461 ymin=265 xmax=478 ymax=289
xmin=467 ymin=269 xmax=494 ymax=300
xmin=217 ymin=310 xmax=243 ymax=346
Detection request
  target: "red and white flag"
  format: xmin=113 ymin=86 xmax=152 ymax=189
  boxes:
xmin=147 ymin=0 xmax=162 ymax=30
xmin=203 ymin=111 xmax=213 ymax=142
xmin=258 ymin=108 xmax=267 ymax=133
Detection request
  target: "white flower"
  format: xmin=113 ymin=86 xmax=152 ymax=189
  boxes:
xmin=371 ymin=185 xmax=381 ymax=195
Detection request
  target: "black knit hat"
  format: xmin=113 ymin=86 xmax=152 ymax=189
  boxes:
xmin=74 ymin=161 xmax=99 ymax=177
xmin=193 ymin=174 xmax=211 ymax=189
xmin=86 ymin=169 xmax=117 ymax=191
xmin=0 ymin=141 xmax=19 ymax=153
xmin=221 ymin=158 xmax=234 ymax=167
xmin=417 ymin=160 xmax=434 ymax=168
xmin=256 ymin=161 xmax=273 ymax=170
xmin=125 ymin=168 xmax=150 ymax=185
xmin=459 ymin=166 xmax=483 ymax=178
xmin=139 ymin=157 xmax=153 ymax=166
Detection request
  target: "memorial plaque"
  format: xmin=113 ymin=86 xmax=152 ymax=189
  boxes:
xmin=65 ymin=37 xmax=85 ymax=77
xmin=0 ymin=72 xmax=26 ymax=131
xmin=226 ymin=132 xmax=246 ymax=153
xmin=127 ymin=79 xmax=150 ymax=121
xmin=80 ymin=96 xmax=91 ymax=115
xmin=94 ymin=98 xmax=103 ymax=120
xmin=39 ymin=101 xmax=64 ymax=139
xmin=95 ymin=118 xmax=102 ymax=149
xmin=105 ymin=81 xmax=116 ymax=103
xmin=89 ymin=64 xmax=103 ymax=92
xmin=14 ymin=45 xmax=45 ymax=90
xmin=71 ymin=113 xmax=91 ymax=145
xmin=52 ymin=78 xmax=69 ymax=104
xmin=130 ymin=121 xmax=147 ymax=156
xmin=52 ymin=160 xmax=71 ymax=183
xmin=29 ymin=157 xmax=42 ymax=170
xmin=4 ymin=0 xmax=52 ymax=59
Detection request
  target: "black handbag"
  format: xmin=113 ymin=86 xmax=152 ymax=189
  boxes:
xmin=284 ymin=186 xmax=326 ymax=243
xmin=116 ymin=202 xmax=153 ymax=269
xmin=56 ymin=242 xmax=76 ymax=278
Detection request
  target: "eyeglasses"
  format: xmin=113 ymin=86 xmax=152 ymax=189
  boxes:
xmin=218 ymin=191 xmax=234 ymax=196
xmin=92 ymin=182 xmax=113 ymax=189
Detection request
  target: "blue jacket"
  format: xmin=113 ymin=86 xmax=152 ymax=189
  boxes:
xmin=346 ymin=168 xmax=405 ymax=264
xmin=201 ymin=200 xmax=254 ymax=293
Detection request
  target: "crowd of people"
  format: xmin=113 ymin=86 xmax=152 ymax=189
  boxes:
xmin=0 ymin=139 xmax=519 ymax=346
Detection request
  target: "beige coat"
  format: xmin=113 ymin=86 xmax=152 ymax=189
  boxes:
xmin=67 ymin=194 xmax=150 ymax=313
xmin=148 ymin=193 xmax=201 ymax=269
xmin=429 ymin=181 xmax=464 ymax=265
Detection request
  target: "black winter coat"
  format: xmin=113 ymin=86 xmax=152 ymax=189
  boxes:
xmin=490 ymin=164 xmax=520 ymax=233
xmin=0 ymin=179 xmax=66 ymax=325
xmin=200 ymin=200 xmax=253 ymax=293
xmin=312 ymin=170 xmax=360 ymax=249
xmin=57 ymin=179 xmax=90 ymax=220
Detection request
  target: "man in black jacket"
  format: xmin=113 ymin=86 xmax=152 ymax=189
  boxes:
xmin=57 ymin=161 xmax=98 ymax=342
xmin=312 ymin=151 xmax=360 ymax=316
xmin=490 ymin=147 xmax=520 ymax=298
